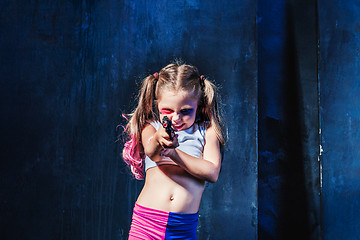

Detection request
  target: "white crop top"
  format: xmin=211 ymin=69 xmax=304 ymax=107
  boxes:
xmin=144 ymin=121 xmax=207 ymax=171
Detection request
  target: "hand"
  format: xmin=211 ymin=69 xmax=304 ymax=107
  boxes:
xmin=155 ymin=126 xmax=179 ymax=149
xmin=160 ymin=147 xmax=176 ymax=158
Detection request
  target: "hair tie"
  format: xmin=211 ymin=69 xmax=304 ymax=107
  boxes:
xmin=199 ymin=75 xmax=205 ymax=89
xmin=153 ymin=72 xmax=159 ymax=79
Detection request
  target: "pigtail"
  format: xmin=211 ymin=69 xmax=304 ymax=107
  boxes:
xmin=122 ymin=74 xmax=158 ymax=180
xmin=201 ymin=78 xmax=226 ymax=146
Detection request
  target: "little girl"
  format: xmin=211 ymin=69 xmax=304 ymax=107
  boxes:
xmin=122 ymin=62 xmax=225 ymax=239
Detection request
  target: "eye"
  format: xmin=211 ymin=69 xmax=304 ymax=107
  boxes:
xmin=160 ymin=109 xmax=173 ymax=114
xmin=180 ymin=109 xmax=193 ymax=115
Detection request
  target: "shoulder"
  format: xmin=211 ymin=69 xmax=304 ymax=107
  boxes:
xmin=204 ymin=124 xmax=217 ymax=140
xmin=142 ymin=120 xmax=161 ymax=132
xmin=193 ymin=122 xmax=217 ymax=143
xmin=141 ymin=120 xmax=160 ymax=139
xmin=149 ymin=120 xmax=162 ymax=130
xmin=202 ymin=124 xmax=221 ymax=166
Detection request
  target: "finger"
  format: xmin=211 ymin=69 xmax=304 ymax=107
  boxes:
xmin=170 ymin=132 xmax=176 ymax=139
xmin=160 ymin=148 xmax=166 ymax=156
xmin=159 ymin=130 xmax=171 ymax=140
xmin=161 ymin=139 xmax=174 ymax=148
xmin=172 ymin=140 xmax=179 ymax=148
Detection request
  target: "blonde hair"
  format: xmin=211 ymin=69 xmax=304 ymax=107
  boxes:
xmin=123 ymin=62 xmax=225 ymax=179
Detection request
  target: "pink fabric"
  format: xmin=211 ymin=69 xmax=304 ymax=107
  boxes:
xmin=128 ymin=203 xmax=169 ymax=240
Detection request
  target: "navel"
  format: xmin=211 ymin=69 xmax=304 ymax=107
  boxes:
xmin=170 ymin=195 xmax=174 ymax=201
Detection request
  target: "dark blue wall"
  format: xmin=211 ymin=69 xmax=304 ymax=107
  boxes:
xmin=0 ymin=0 xmax=257 ymax=239
xmin=2 ymin=0 xmax=360 ymax=239
xmin=258 ymin=0 xmax=320 ymax=239
xmin=318 ymin=1 xmax=360 ymax=239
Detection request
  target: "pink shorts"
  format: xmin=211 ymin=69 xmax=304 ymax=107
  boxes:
xmin=128 ymin=203 xmax=198 ymax=240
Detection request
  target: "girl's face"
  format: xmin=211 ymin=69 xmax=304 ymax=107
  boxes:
xmin=157 ymin=90 xmax=199 ymax=131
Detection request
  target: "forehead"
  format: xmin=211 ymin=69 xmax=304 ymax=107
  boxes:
xmin=157 ymin=90 xmax=199 ymax=108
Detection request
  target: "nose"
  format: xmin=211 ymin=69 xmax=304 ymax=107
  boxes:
xmin=172 ymin=113 xmax=181 ymax=123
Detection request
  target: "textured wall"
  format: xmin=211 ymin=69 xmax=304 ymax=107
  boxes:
xmin=258 ymin=0 xmax=320 ymax=239
xmin=5 ymin=0 xmax=360 ymax=239
xmin=0 ymin=0 xmax=258 ymax=239
xmin=318 ymin=1 xmax=360 ymax=239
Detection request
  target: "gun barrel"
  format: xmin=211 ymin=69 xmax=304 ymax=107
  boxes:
xmin=162 ymin=116 xmax=173 ymax=140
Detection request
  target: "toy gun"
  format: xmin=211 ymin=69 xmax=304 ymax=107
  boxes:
xmin=162 ymin=116 xmax=174 ymax=140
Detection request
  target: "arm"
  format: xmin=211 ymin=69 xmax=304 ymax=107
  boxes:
xmin=163 ymin=125 xmax=222 ymax=183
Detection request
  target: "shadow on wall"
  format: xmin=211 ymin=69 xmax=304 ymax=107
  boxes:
xmin=258 ymin=0 xmax=320 ymax=239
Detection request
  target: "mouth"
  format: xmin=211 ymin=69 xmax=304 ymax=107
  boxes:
xmin=173 ymin=123 xmax=185 ymax=130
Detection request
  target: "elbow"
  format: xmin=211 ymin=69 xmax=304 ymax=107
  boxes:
xmin=207 ymin=175 xmax=218 ymax=183
xmin=205 ymin=167 xmax=220 ymax=183
xmin=144 ymin=149 xmax=152 ymax=159
xmin=207 ymin=172 xmax=219 ymax=183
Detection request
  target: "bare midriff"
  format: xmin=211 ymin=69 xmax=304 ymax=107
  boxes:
xmin=136 ymin=165 xmax=205 ymax=214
